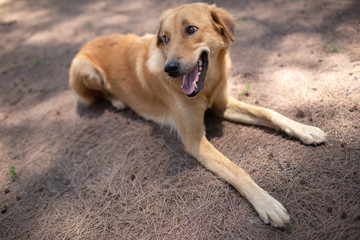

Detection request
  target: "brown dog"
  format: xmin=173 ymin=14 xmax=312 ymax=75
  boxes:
xmin=69 ymin=3 xmax=326 ymax=227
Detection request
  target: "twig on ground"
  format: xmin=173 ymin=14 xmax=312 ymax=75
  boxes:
xmin=236 ymin=145 xmax=248 ymax=165
xmin=278 ymin=159 xmax=285 ymax=170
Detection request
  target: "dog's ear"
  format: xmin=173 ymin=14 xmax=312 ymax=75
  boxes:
xmin=156 ymin=9 xmax=173 ymax=47
xmin=210 ymin=5 xmax=235 ymax=42
xmin=156 ymin=21 xmax=163 ymax=47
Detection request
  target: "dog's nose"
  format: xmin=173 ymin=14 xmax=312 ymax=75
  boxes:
xmin=164 ymin=61 xmax=181 ymax=77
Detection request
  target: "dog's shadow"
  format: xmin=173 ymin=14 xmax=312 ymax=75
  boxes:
xmin=76 ymin=99 xmax=121 ymax=118
xmin=204 ymin=110 xmax=225 ymax=140
xmin=76 ymin=100 xmax=226 ymax=141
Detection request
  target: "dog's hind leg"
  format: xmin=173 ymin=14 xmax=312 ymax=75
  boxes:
xmin=69 ymin=56 xmax=105 ymax=105
xmin=69 ymin=56 xmax=125 ymax=109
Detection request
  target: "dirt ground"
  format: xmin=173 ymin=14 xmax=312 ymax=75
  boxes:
xmin=1 ymin=0 xmax=359 ymax=239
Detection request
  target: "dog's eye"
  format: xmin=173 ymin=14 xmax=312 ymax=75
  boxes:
xmin=186 ymin=26 xmax=198 ymax=35
xmin=163 ymin=35 xmax=169 ymax=45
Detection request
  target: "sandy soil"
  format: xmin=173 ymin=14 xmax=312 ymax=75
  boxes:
xmin=1 ymin=0 xmax=359 ymax=239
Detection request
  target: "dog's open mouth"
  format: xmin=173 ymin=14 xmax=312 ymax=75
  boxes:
xmin=181 ymin=51 xmax=208 ymax=97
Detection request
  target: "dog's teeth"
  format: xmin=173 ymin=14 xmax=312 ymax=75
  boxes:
xmin=199 ymin=66 xmax=202 ymax=71
xmin=199 ymin=59 xmax=203 ymax=66
xmin=198 ymin=72 xmax=200 ymax=76
xmin=181 ymin=84 xmax=183 ymax=89
xmin=193 ymin=82 xmax=197 ymax=89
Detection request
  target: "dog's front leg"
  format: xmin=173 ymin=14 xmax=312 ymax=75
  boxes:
xmin=214 ymin=96 xmax=326 ymax=144
xmin=173 ymin=108 xmax=290 ymax=227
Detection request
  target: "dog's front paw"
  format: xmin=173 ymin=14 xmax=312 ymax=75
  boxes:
xmin=252 ymin=190 xmax=290 ymax=227
xmin=296 ymin=125 xmax=326 ymax=145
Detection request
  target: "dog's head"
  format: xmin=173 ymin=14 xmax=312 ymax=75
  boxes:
xmin=156 ymin=3 xmax=235 ymax=97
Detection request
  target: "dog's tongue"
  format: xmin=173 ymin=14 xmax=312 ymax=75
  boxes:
xmin=182 ymin=64 xmax=198 ymax=95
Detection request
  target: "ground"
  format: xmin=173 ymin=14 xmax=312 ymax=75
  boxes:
xmin=0 ymin=0 xmax=359 ymax=239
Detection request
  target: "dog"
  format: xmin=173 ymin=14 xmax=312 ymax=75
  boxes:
xmin=69 ymin=3 xmax=326 ymax=227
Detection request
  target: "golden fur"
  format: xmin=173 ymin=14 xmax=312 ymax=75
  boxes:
xmin=69 ymin=3 xmax=326 ymax=227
